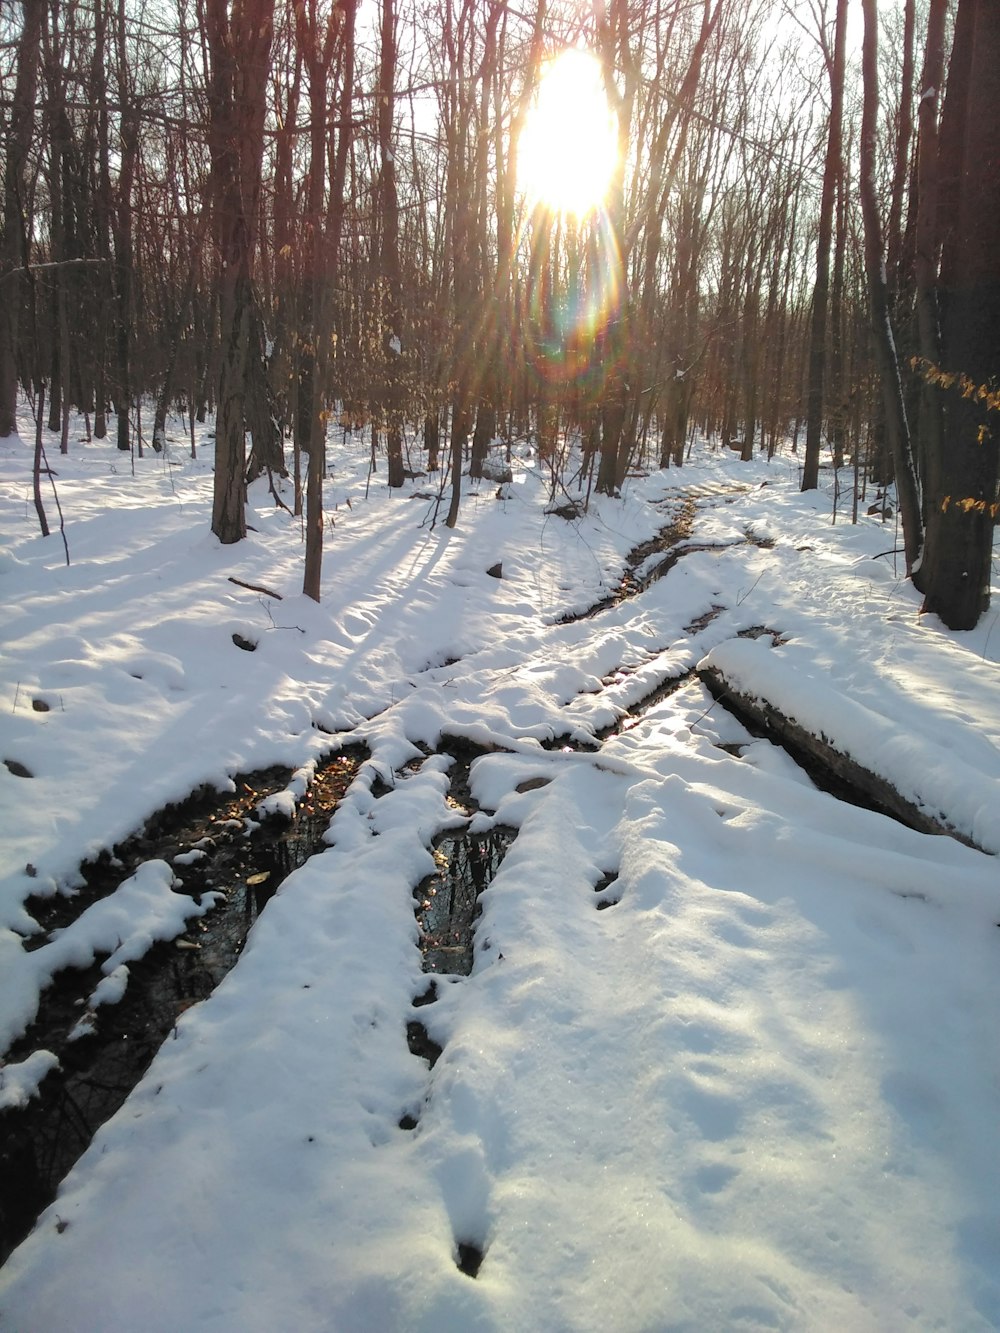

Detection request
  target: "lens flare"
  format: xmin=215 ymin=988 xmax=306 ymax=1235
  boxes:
xmin=518 ymin=208 xmax=625 ymax=395
xmin=517 ymin=48 xmax=620 ymax=219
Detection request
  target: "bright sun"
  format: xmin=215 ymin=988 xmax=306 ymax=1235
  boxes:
xmin=517 ymin=48 xmax=619 ymax=218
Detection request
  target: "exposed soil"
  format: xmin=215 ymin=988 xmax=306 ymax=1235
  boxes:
xmin=0 ymin=748 xmax=363 ymax=1267
xmin=3 ymin=480 xmax=945 ymax=1278
xmin=558 ymin=497 xmax=697 ymax=622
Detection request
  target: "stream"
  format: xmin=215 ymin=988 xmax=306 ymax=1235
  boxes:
xmin=0 ymin=482 xmax=927 ymax=1273
xmin=0 ymin=750 xmax=361 ymax=1265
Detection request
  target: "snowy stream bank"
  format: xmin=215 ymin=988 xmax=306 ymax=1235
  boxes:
xmin=2 ymin=421 xmax=999 ymax=1330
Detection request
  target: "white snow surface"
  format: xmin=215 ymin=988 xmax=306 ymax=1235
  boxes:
xmin=1 ymin=414 xmax=999 ymax=1330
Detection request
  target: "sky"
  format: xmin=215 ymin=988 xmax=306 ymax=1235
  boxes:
xmin=1 ymin=408 xmax=999 ymax=1330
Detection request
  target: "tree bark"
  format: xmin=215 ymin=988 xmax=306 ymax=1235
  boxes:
xmin=378 ymin=0 xmax=405 ymax=490
xmin=0 ymin=0 xmax=43 ymax=437
xmin=859 ymin=0 xmax=922 ymax=575
xmin=802 ymin=0 xmax=847 ymax=492
xmin=911 ymin=0 xmax=948 ymax=523
xmin=205 ymin=0 xmax=275 ymax=545
xmin=918 ymin=0 xmax=1000 ymax=629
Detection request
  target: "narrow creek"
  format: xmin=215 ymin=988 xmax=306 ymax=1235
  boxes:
xmin=3 ymin=481 xmax=933 ymax=1276
xmin=401 ymin=740 xmax=517 ymax=1280
xmin=405 ymin=742 xmax=515 ymax=1069
xmin=0 ymin=749 xmax=362 ymax=1267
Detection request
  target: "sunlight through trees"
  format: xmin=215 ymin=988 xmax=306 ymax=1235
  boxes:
xmin=0 ymin=0 xmax=996 ymax=623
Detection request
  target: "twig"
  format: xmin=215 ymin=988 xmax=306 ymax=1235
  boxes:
xmin=228 ymin=575 xmax=284 ymax=600
xmin=40 ymin=436 xmax=71 ymax=565
xmin=735 ymin=570 xmax=765 ymax=606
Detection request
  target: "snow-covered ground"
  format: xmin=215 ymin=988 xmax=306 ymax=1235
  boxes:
xmin=1 ymin=409 xmax=999 ymax=1331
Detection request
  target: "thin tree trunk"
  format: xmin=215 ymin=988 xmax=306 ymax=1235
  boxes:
xmin=802 ymin=0 xmax=847 ymax=491
xmin=859 ymin=0 xmax=922 ymax=575
xmin=911 ymin=0 xmax=948 ymax=537
xmin=378 ymin=0 xmax=405 ymax=490
xmin=0 ymin=0 xmax=43 ymax=437
xmin=32 ymin=385 xmax=50 ymax=535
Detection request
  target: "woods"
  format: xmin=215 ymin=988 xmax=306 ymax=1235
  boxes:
xmin=0 ymin=0 xmax=996 ymax=624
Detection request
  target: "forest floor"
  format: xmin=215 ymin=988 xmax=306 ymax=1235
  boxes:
xmin=1 ymin=412 xmax=999 ymax=1331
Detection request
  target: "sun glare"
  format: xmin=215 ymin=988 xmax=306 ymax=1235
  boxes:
xmin=517 ymin=48 xmax=619 ymax=218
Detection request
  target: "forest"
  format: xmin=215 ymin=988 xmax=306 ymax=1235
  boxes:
xmin=1 ymin=0 xmax=998 ymax=627
xmin=3 ymin=3 xmax=1000 ymax=1320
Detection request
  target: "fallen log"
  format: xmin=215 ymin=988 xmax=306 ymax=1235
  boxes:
xmin=698 ymin=661 xmax=979 ymax=849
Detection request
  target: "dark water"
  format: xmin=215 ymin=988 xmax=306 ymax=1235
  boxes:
xmin=0 ymin=751 xmax=361 ymax=1268
xmin=415 ymin=825 xmax=515 ymax=976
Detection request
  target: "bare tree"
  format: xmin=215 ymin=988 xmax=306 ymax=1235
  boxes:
xmin=205 ymin=0 xmax=276 ymax=544
xmin=801 ymin=0 xmax=847 ymax=492
xmin=916 ymin=0 xmax=1000 ymax=629
xmin=0 ymin=0 xmax=43 ymax=437
xmin=858 ymin=0 xmax=921 ymax=573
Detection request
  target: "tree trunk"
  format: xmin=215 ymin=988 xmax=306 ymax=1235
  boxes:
xmin=446 ymin=404 xmax=470 ymax=529
xmin=802 ymin=0 xmax=847 ymax=492
xmin=0 ymin=0 xmax=43 ymax=437
xmin=911 ymin=0 xmax=948 ymax=524
xmin=112 ymin=0 xmax=137 ymax=454
xmin=378 ymin=0 xmax=405 ymax=490
xmin=470 ymin=402 xmax=495 ymax=478
xmin=918 ymin=0 xmax=1000 ymax=629
xmin=205 ymin=0 xmax=275 ymax=545
xmin=859 ymin=0 xmax=922 ymax=575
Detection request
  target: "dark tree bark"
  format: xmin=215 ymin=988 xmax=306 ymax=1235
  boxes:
xmin=911 ymin=0 xmax=948 ymax=519
xmin=300 ymin=0 xmax=356 ymax=601
xmin=112 ymin=0 xmax=138 ymax=453
xmin=423 ymin=411 xmax=440 ymax=472
xmin=859 ymin=0 xmax=922 ymax=575
xmin=918 ymin=0 xmax=1000 ymax=629
xmin=886 ymin=0 xmax=916 ymax=300
xmin=90 ymin=0 xmax=113 ymax=442
xmin=0 ymin=0 xmax=43 ymax=437
xmin=205 ymin=0 xmax=275 ymax=544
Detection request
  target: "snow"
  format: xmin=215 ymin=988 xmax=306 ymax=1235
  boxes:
xmin=1 ymin=413 xmax=999 ymax=1330
xmin=0 ymin=1050 xmax=60 ymax=1112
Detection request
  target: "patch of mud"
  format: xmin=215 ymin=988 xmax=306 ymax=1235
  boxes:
xmin=416 ymin=826 xmax=514 ymax=976
xmin=414 ymin=739 xmax=515 ymax=978
xmin=456 ymin=1240 xmax=485 ymax=1277
xmin=559 ymin=498 xmax=696 ymax=622
xmin=0 ymin=748 xmax=363 ymax=1267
